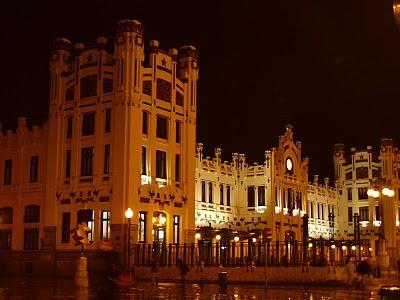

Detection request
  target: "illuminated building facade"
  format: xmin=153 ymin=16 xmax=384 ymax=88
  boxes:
xmin=334 ymin=141 xmax=400 ymax=260
xmin=0 ymin=19 xmax=399 ymax=275
xmin=0 ymin=19 xmax=198 ymax=273
xmin=195 ymin=125 xmax=340 ymax=242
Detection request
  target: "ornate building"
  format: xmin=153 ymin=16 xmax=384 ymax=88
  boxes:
xmin=334 ymin=141 xmax=400 ymax=262
xmin=195 ymin=125 xmax=340 ymax=243
xmin=0 ymin=19 xmax=198 ymax=274
xmin=0 ymin=19 xmax=399 ymax=275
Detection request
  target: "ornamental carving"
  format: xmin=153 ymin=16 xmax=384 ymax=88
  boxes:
xmin=156 ymin=78 xmax=171 ymax=102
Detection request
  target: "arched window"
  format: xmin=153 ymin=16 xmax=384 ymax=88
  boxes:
xmin=24 ymin=205 xmax=40 ymax=223
xmin=0 ymin=207 xmax=13 ymax=224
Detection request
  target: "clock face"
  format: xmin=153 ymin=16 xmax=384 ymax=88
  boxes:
xmin=286 ymin=158 xmax=293 ymax=172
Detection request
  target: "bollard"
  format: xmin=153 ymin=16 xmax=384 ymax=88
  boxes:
xmin=74 ymin=256 xmax=89 ymax=288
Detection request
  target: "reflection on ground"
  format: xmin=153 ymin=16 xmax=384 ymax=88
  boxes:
xmin=0 ymin=278 xmax=383 ymax=299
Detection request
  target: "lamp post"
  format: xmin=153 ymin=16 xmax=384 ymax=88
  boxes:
xmin=125 ymin=208 xmax=134 ymax=273
xmin=367 ymin=185 xmax=395 ymax=276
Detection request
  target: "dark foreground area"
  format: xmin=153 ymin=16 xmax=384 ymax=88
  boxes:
xmin=0 ymin=277 xmax=387 ymax=299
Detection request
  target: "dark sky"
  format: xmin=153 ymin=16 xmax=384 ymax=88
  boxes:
xmin=1 ymin=0 xmax=400 ymax=180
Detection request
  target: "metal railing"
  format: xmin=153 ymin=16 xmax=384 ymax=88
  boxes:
xmin=131 ymin=240 xmax=371 ymax=268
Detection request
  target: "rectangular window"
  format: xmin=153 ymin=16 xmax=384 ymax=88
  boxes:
xmin=29 ymin=156 xmax=39 ymax=183
xmin=258 ymin=186 xmax=265 ymax=206
xmin=105 ymin=109 xmax=111 ymax=133
xmin=201 ymin=181 xmax=206 ymax=202
xmin=155 ymin=150 xmax=166 ymax=179
xmin=227 ymin=185 xmax=231 ymax=206
xmin=275 ymin=187 xmax=279 ymax=207
xmin=4 ymin=160 xmax=12 ymax=185
xmin=347 ymin=188 xmax=352 ymax=201
xmin=65 ymin=150 xmax=71 ymax=178
xmin=175 ymin=121 xmax=181 ymax=143
xmin=208 ymin=182 xmax=213 ymax=203
xmin=321 ymin=204 xmax=324 ymax=220
xmin=175 ymin=154 xmax=180 ymax=183
xmin=310 ymin=202 xmax=314 ymax=218
xmin=142 ymin=111 xmax=149 ymax=135
xmin=220 ymin=184 xmax=224 ymax=205
xmin=82 ymin=112 xmax=95 ymax=136
xmin=141 ymin=146 xmax=147 ymax=176
xmin=61 ymin=212 xmax=71 ymax=243
xmin=66 ymin=116 xmax=73 ymax=139
xmin=248 ymin=186 xmax=255 ymax=207
xmin=100 ymin=211 xmax=111 ymax=240
xmin=104 ymin=145 xmax=110 ymax=175
xmin=81 ymin=147 xmax=94 ymax=177
xmin=173 ymin=215 xmax=180 ymax=244
xmin=372 ymin=169 xmax=380 ymax=179
xmin=24 ymin=205 xmax=40 ymax=223
xmin=156 ymin=78 xmax=172 ymax=102
xmin=358 ymin=187 xmax=368 ymax=200
xmin=138 ymin=212 xmax=146 ymax=242
xmin=345 ymin=172 xmax=352 ymax=180
xmin=24 ymin=228 xmax=39 ymax=250
xmin=356 ymin=167 xmax=369 ymax=179
xmin=359 ymin=206 xmax=369 ymax=221
xmin=156 ymin=116 xmax=168 ymax=140
xmin=0 ymin=230 xmax=11 ymax=250
xmin=348 ymin=207 xmax=353 ymax=223
xmin=80 ymin=75 xmax=97 ymax=98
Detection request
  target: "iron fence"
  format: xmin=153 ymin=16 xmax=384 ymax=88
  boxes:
xmin=131 ymin=240 xmax=371 ymax=268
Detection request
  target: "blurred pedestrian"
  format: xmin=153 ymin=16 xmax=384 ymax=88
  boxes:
xmin=96 ymin=240 xmax=122 ymax=299
xmin=177 ymin=259 xmax=189 ymax=283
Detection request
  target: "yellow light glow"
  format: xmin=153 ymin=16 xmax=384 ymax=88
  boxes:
xmin=382 ymin=188 xmax=390 ymax=196
xmin=342 ymin=245 xmax=347 ymax=250
xmin=159 ymin=216 xmax=167 ymax=225
xmin=216 ymin=234 xmax=221 ymax=241
xmin=125 ymin=208 xmax=133 ymax=219
xmin=331 ymin=245 xmax=336 ymax=249
xmin=308 ymin=242 xmax=313 ymax=248
xmin=351 ymin=245 xmax=356 ymax=251
xmin=234 ymin=236 xmax=239 ymax=242
xmin=367 ymin=188 xmax=375 ymax=197
xmin=369 ymin=247 xmax=373 ymax=251
xmin=252 ymin=238 xmax=257 ymax=243
xmin=195 ymin=233 xmax=201 ymax=240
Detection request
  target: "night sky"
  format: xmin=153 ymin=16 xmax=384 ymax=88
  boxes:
xmin=1 ymin=0 xmax=400 ymax=180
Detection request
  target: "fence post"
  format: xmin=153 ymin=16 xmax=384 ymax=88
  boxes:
xmin=168 ymin=243 xmax=172 ymax=267
xmin=183 ymin=243 xmax=187 ymax=266
xmin=191 ymin=243 xmax=195 ymax=267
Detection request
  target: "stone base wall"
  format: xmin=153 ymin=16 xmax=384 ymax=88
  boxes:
xmin=134 ymin=266 xmax=345 ymax=284
xmin=0 ymin=250 xmax=345 ymax=284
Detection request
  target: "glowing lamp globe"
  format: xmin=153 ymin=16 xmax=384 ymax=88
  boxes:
xmin=125 ymin=208 xmax=133 ymax=219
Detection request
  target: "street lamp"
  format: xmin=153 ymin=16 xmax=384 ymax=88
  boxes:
xmin=367 ymin=186 xmax=395 ymax=240
xmin=125 ymin=208 xmax=134 ymax=273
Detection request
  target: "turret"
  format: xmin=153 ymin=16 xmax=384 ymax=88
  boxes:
xmin=333 ymin=143 xmax=345 ymax=181
xmin=114 ymin=19 xmax=144 ymax=98
xmin=49 ymin=38 xmax=72 ymax=107
xmin=380 ymin=138 xmax=394 ymax=179
xmin=177 ymin=45 xmax=199 ymax=112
